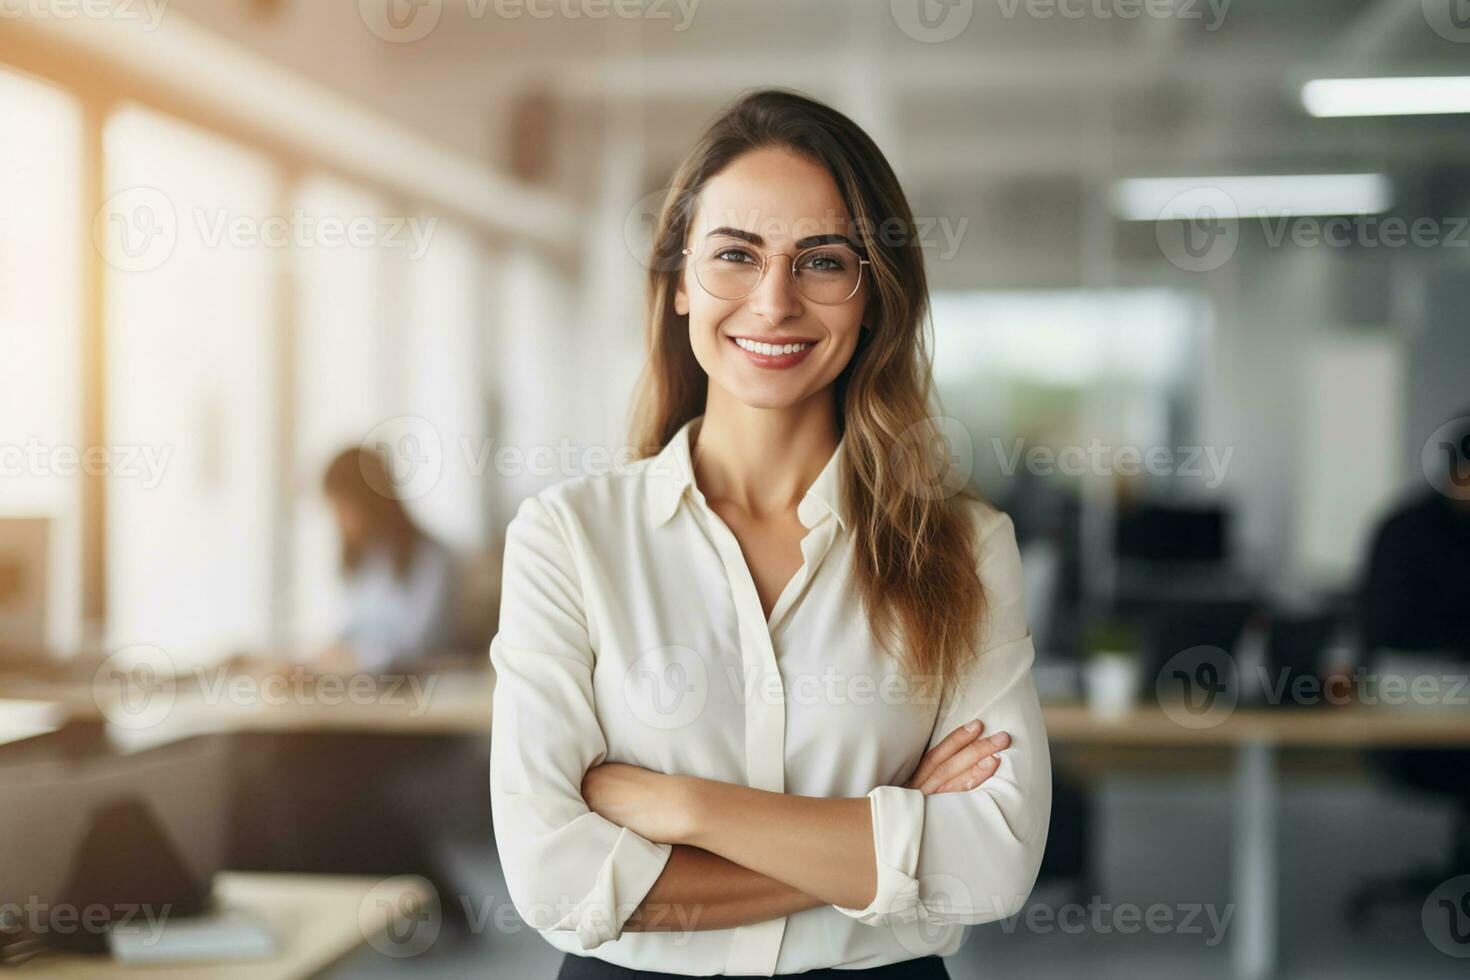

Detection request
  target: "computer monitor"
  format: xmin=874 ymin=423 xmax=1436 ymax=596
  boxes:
xmin=0 ymin=735 xmax=228 ymax=953
xmin=1115 ymin=503 xmax=1229 ymax=564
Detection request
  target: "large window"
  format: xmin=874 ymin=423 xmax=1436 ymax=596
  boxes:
xmin=102 ymin=107 xmax=278 ymax=663
xmin=399 ymin=220 xmax=490 ymax=550
xmin=290 ymin=175 xmax=398 ymax=648
xmin=1 ymin=64 xmax=519 ymax=664
xmin=929 ymin=289 xmax=1204 ymax=498
xmin=0 ymin=68 xmax=84 ymax=651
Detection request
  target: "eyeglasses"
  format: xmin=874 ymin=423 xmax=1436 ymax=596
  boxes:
xmin=681 ymin=236 xmax=869 ymax=306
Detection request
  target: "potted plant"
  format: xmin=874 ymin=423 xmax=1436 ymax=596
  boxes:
xmin=1083 ymin=620 xmax=1142 ymax=720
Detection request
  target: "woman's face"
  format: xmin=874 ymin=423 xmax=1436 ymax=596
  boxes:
xmin=329 ymin=495 xmax=364 ymax=544
xmin=676 ymin=147 xmax=868 ymax=411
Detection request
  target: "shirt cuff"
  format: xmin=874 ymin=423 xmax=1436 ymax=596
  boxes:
xmin=832 ymin=785 xmax=925 ymax=926
xmin=562 ymin=826 xmax=673 ymax=950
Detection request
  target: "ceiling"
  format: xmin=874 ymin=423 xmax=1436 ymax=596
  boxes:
xmin=150 ymin=0 xmax=1470 ymax=286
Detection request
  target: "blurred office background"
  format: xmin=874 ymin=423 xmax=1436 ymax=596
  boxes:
xmin=2 ymin=1 xmax=1469 ymax=977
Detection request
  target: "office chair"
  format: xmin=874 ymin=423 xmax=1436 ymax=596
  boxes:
xmin=1346 ymin=745 xmax=1470 ymax=927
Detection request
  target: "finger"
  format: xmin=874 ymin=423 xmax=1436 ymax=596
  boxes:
xmin=932 ymin=754 xmax=1001 ymax=794
xmin=906 ymin=720 xmax=984 ymax=789
xmin=919 ymin=731 xmax=1009 ymax=794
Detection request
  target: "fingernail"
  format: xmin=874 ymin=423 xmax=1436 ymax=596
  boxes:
xmin=965 ymin=720 xmax=981 ymax=733
xmin=964 ymin=776 xmax=976 ymax=788
xmin=979 ymin=757 xmax=997 ymax=768
xmin=994 ymin=731 xmax=1011 ymax=747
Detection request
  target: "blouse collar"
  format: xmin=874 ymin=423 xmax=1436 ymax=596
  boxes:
xmin=646 ymin=414 xmax=850 ymax=532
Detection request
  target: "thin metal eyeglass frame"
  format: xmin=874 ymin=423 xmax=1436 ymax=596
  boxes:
xmin=679 ymin=241 xmax=870 ymax=306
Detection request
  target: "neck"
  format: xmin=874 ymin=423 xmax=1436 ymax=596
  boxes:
xmin=692 ymin=388 xmax=840 ymax=519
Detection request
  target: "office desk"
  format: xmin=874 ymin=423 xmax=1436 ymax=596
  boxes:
xmin=0 ymin=698 xmax=63 ymax=746
xmin=1043 ymin=702 xmax=1470 ymax=980
xmin=14 ymin=872 xmax=431 ymax=979
xmin=11 ymin=670 xmax=1470 ymax=980
xmin=0 ymin=668 xmax=495 ymax=742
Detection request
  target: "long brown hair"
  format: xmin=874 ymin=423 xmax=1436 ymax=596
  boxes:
xmin=323 ymin=447 xmax=424 ymax=581
xmin=629 ymin=88 xmax=988 ymax=699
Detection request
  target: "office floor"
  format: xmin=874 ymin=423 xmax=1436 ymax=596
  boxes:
xmin=328 ymin=777 xmax=1467 ymax=980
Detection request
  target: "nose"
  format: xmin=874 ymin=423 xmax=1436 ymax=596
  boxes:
xmin=744 ymin=253 xmax=804 ymax=325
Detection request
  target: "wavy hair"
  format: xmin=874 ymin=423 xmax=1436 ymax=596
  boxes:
xmin=628 ymin=88 xmax=988 ymax=699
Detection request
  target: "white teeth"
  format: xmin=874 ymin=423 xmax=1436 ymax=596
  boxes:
xmin=734 ymin=337 xmax=814 ymax=356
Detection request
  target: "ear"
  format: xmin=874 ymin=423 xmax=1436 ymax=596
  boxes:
xmin=674 ymin=276 xmax=690 ymax=316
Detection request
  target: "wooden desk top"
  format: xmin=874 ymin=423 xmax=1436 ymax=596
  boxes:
xmin=13 ymin=872 xmax=433 ymax=979
xmin=6 ymin=667 xmax=1470 ymax=750
xmin=0 ymin=699 xmax=63 ymax=746
xmin=1042 ymin=701 xmax=1470 ymax=747
xmin=0 ymin=669 xmax=495 ymax=744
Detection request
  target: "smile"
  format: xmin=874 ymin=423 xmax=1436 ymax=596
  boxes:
xmin=728 ymin=335 xmax=818 ymax=369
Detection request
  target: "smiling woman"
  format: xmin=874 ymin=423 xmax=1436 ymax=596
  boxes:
xmin=489 ymin=89 xmax=1051 ymax=979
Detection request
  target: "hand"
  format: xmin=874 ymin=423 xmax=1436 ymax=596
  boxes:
xmin=581 ymin=762 xmax=696 ymax=845
xmin=226 ymin=652 xmax=293 ymax=681
xmin=307 ymin=643 xmax=358 ymax=676
xmin=903 ymin=719 xmax=1011 ymax=794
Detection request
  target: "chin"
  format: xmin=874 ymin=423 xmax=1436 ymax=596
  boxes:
xmin=714 ymin=377 xmax=810 ymax=412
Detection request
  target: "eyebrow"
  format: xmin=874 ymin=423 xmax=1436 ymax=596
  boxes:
xmin=705 ymin=226 xmax=861 ymax=250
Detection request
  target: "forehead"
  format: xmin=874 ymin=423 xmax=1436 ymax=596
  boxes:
xmin=692 ymin=147 xmax=853 ymax=246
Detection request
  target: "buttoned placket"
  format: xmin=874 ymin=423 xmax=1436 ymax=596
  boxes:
xmin=681 ymin=480 xmax=841 ymax=976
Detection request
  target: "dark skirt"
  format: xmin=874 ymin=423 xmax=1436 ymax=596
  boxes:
xmin=555 ymin=952 xmax=950 ymax=979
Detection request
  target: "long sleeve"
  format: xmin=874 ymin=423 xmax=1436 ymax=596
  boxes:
xmin=834 ymin=508 xmax=1052 ymax=927
xmin=489 ymin=494 xmax=673 ymax=950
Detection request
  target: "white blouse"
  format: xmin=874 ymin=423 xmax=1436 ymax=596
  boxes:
xmin=489 ymin=414 xmax=1051 ymax=976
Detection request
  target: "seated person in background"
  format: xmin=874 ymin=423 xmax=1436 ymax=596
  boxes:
xmin=311 ymin=446 xmax=459 ymax=675
xmin=1355 ymin=413 xmax=1470 ymax=890
xmin=1362 ymin=414 xmax=1470 ymax=658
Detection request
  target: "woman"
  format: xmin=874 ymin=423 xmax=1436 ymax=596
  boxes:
xmin=315 ymin=446 xmax=458 ymax=673
xmin=490 ymin=89 xmax=1050 ymax=978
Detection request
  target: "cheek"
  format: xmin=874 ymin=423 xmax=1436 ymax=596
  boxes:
xmin=686 ymin=293 xmax=739 ymax=347
xmin=820 ymin=307 xmax=865 ymax=352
